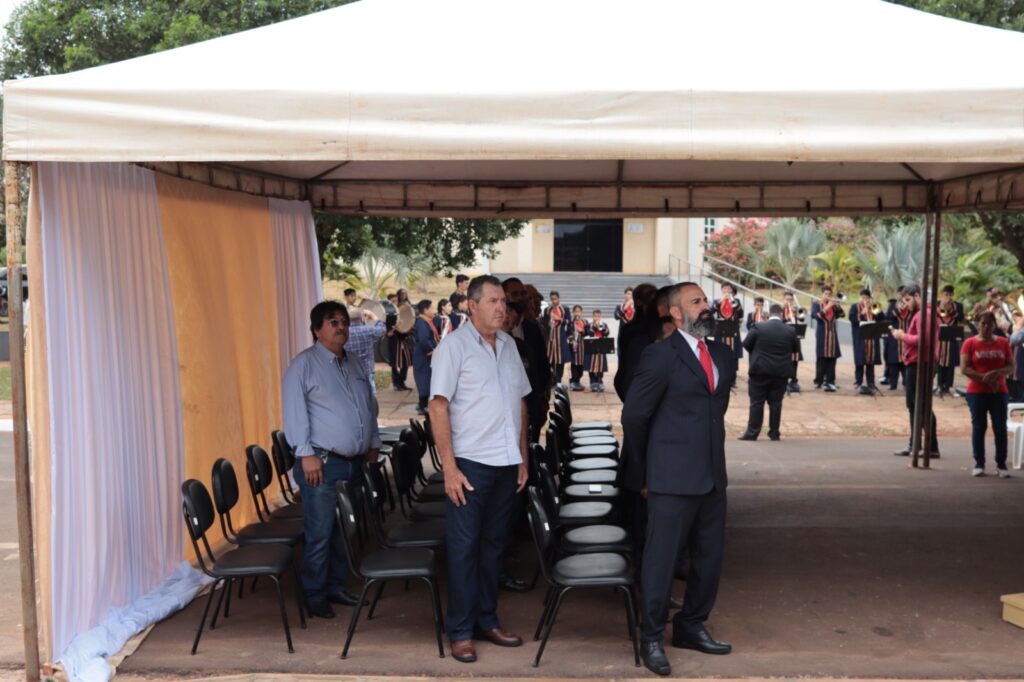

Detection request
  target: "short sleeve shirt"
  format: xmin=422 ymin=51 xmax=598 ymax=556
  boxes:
xmin=962 ymin=335 xmax=1012 ymax=394
xmin=430 ymin=321 xmax=531 ymax=466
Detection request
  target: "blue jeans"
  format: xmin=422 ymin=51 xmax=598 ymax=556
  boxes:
xmin=445 ymin=458 xmax=518 ymax=641
xmin=293 ymin=455 xmax=363 ymax=603
xmin=965 ymin=392 xmax=1009 ymax=469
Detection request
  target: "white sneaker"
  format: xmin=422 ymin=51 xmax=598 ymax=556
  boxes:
xmin=997 ymin=468 xmax=1011 ymax=479
xmin=972 ymin=467 xmax=985 ymax=477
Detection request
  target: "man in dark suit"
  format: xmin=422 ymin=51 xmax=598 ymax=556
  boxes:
xmin=739 ymin=304 xmax=799 ymax=441
xmin=621 ymin=282 xmax=737 ymax=676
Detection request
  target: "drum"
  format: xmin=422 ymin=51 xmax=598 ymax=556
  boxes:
xmin=394 ymin=303 xmax=416 ymax=333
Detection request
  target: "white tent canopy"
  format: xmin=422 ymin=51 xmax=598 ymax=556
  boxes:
xmin=4 ymin=0 xmax=1024 ymax=217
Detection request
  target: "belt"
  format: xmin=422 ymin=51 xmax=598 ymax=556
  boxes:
xmin=313 ymin=447 xmax=358 ymax=461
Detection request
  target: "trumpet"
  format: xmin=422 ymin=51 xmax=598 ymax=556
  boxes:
xmin=796 ymin=307 xmax=807 ymax=322
xmin=835 ymin=292 xmax=847 ymax=302
xmin=870 ymin=302 xmax=884 ymax=316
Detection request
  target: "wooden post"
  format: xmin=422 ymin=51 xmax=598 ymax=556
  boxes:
xmin=4 ymin=160 xmax=40 ymax=681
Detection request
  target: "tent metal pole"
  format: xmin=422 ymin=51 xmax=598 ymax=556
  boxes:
xmin=922 ymin=211 xmax=943 ymax=468
xmin=910 ymin=209 xmax=934 ymax=468
xmin=4 ymin=160 xmax=40 ymax=680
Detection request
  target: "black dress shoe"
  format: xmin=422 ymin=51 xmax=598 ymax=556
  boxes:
xmin=641 ymin=640 xmax=671 ymax=676
xmin=326 ymin=590 xmax=368 ymax=607
xmin=789 ymin=382 xmax=802 ymax=393
xmin=671 ymin=625 xmax=732 ymax=655
xmin=498 ymin=575 xmax=532 ymax=593
xmin=737 ymin=433 xmax=758 ymax=441
xmin=669 ymin=595 xmax=684 ymax=609
xmin=307 ymin=600 xmax=336 ymax=619
xmin=768 ymin=434 xmax=781 ymax=441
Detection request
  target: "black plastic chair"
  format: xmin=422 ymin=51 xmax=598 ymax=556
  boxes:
xmin=246 ymin=445 xmax=303 ymax=521
xmin=526 ymin=486 xmax=639 ymax=668
xmin=335 ymin=480 xmax=445 ymax=659
xmin=362 ymin=460 xmax=446 ymax=550
xmin=420 ymin=414 xmax=445 ymax=481
xmin=399 ymin=427 xmax=445 ymax=499
xmin=537 ymin=464 xmax=613 ymax=527
xmin=270 ymin=430 xmax=300 ymax=505
xmin=211 ymin=458 xmax=305 ymax=547
xmin=181 ymin=479 xmax=305 ymax=654
xmin=391 ymin=441 xmax=447 ymax=521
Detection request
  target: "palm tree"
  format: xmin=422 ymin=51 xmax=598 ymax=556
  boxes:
xmin=854 ymin=224 xmax=924 ymax=299
xmin=744 ymin=218 xmax=825 ymax=287
xmin=811 ymin=244 xmax=860 ymax=295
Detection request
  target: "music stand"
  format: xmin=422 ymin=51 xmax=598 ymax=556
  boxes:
xmin=713 ymin=320 xmax=740 ymax=338
xmin=791 ymin=323 xmax=808 ymax=340
xmin=939 ymin=325 xmax=965 ymax=342
xmin=584 ymin=337 xmax=615 ymax=355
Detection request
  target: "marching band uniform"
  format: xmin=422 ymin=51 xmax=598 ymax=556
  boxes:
xmin=936 ymin=299 xmax=964 ymax=395
xmin=389 ymin=328 xmax=412 ymax=391
xmin=812 ymin=298 xmax=844 ymax=389
xmin=884 ymin=300 xmax=912 ymax=390
xmin=568 ymin=315 xmax=588 ymax=390
xmin=435 ymin=312 xmax=454 ymax=340
xmin=782 ymin=302 xmax=804 ymax=391
xmin=712 ymin=296 xmax=744 ymax=360
xmin=586 ymin=320 xmax=610 ymax=391
xmin=411 ymin=313 xmax=440 ymax=412
xmin=542 ymin=302 xmax=573 ymax=384
xmin=849 ymin=301 xmax=884 ymax=392
xmin=745 ymin=307 xmax=769 ymax=331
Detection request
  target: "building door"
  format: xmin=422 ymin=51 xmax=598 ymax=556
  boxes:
xmin=553 ymin=219 xmax=623 ymax=272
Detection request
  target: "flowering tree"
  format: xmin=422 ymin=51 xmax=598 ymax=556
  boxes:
xmin=703 ymin=218 xmax=768 ymax=283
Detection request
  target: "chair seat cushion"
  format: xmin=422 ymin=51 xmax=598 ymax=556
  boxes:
xmin=571 ymin=429 xmax=613 ymax=440
xmin=427 ymin=471 xmax=445 ymax=484
xmin=236 ymin=519 xmax=304 ymax=544
xmin=569 ymin=469 xmax=618 ymax=484
xmin=213 ymin=544 xmax=293 ymax=576
xmin=558 ymin=500 xmax=613 ymax=520
xmin=562 ymin=524 xmax=631 ymax=554
xmin=570 ymin=444 xmax=618 ymax=458
xmin=360 ymin=547 xmax=436 ymax=579
xmin=564 ymin=483 xmax=619 ymax=499
xmin=568 ymin=457 xmax=618 ymax=471
xmin=269 ymin=503 xmax=303 ymax=520
xmin=572 ymin=435 xmax=618 ymax=447
xmin=571 ymin=421 xmax=612 ymax=431
xmin=386 ymin=519 xmax=446 ymax=547
xmin=411 ymin=501 xmax=447 ymax=520
xmin=418 ymin=482 xmax=446 ymax=500
xmin=553 ymin=552 xmax=631 ymax=586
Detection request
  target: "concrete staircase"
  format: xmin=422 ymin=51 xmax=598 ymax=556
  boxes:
xmin=492 ymin=272 xmax=674 ymax=317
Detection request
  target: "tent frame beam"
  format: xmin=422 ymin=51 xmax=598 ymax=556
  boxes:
xmin=4 ymin=160 xmax=40 ymax=682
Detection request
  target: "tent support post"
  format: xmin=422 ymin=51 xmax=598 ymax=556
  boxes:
xmin=4 ymin=160 xmax=41 ymax=681
xmin=910 ymin=207 xmax=934 ymax=468
xmin=921 ymin=210 xmax=942 ymax=468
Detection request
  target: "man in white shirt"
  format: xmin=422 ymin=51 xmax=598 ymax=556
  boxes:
xmin=428 ymin=275 xmax=531 ymax=663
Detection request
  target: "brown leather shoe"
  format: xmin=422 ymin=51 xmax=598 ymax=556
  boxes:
xmin=477 ymin=627 xmax=523 ymax=647
xmin=450 ymin=639 xmax=477 ymax=663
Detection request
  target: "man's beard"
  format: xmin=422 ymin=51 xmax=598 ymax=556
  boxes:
xmin=683 ymin=310 xmax=716 ymax=337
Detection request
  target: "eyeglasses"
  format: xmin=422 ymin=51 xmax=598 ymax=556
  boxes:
xmin=325 ymin=317 xmax=349 ymax=329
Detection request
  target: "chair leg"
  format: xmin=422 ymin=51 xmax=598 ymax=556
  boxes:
xmin=210 ymin=578 xmax=229 ymax=630
xmin=534 ymin=587 xmax=570 ymax=667
xmin=534 ymin=585 xmax=556 ymax=641
xmin=528 ymin=563 xmax=541 ymax=590
xmin=223 ymin=576 xmax=233 ymax=619
xmin=422 ymin=577 xmax=445 ymax=658
xmin=190 ymin=579 xmax=221 ymax=655
xmin=251 ymin=575 xmax=259 ymax=593
xmin=341 ymin=581 xmax=374 ymax=659
xmin=367 ymin=582 xmax=386 ymax=620
xmin=291 ymin=566 xmax=307 ymax=629
xmin=621 ymin=586 xmax=641 ymax=667
xmin=269 ymin=575 xmax=294 ymax=653
xmin=237 ymin=576 xmax=245 ymax=600
xmin=381 ymin=464 xmax=396 ymax=512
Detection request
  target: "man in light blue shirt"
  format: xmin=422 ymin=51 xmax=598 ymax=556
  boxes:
xmin=344 ymin=307 xmax=386 ymax=397
xmin=283 ymin=301 xmax=381 ymax=620
xmin=428 ymin=275 xmax=531 ymax=663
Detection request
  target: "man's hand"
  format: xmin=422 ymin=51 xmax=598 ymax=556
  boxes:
xmin=301 ymin=455 xmax=324 ymax=487
xmin=444 ymin=466 xmax=475 ymax=507
xmin=892 ymin=329 xmax=905 ymax=340
xmin=364 ymin=310 xmax=378 ymax=322
xmin=365 ymin=448 xmax=380 ymax=463
xmin=516 ymin=462 xmax=529 ymax=493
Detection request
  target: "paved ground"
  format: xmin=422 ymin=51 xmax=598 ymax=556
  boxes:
xmin=0 ymin=436 xmax=30 ymax=673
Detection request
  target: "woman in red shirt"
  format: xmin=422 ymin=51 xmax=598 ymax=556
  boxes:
xmin=961 ymin=311 xmax=1017 ymax=478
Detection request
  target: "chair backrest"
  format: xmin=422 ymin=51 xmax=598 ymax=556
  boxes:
xmin=536 ymin=463 xmax=561 ymax=517
xmin=245 ymin=444 xmax=275 ymax=521
xmin=210 ymin=457 xmax=243 ymax=539
xmin=528 ymin=442 xmax=546 ymax=487
xmin=554 ymin=383 xmax=569 ymax=401
xmin=271 ymin=429 xmax=298 ymax=502
xmin=334 ymin=480 xmax=364 ymax=578
xmin=398 ymin=427 xmax=427 ymax=482
xmin=410 ymin=419 xmax=428 ymax=455
xmin=526 ymin=486 xmax=555 ymax=583
xmin=388 ymin=441 xmax=417 ymax=498
xmin=545 ymin=426 xmax=566 ymax=478
xmin=181 ymin=479 xmax=217 ymax=573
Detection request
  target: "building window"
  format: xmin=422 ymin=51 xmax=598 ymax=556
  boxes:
xmin=703 ymin=218 xmax=717 ymax=240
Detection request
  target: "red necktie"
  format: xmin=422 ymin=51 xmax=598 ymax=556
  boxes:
xmin=697 ymin=339 xmax=715 ymax=391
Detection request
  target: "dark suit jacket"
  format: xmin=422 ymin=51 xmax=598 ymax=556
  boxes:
xmin=621 ymin=331 xmax=736 ymax=496
xmin=742 ymin=318 xmax=800 ymax=379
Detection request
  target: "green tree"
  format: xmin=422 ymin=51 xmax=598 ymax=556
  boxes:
xmin=2 ymin=0 xmax=525 ymax=274
xmin=854 ymin=224 xmax=925 ymax=299
xmin=743 ymin=218 xmax=824 ymax=287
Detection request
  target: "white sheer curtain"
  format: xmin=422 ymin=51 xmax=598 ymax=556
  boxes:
xmin=36 ymin=163 xmax=202 ymax=681
xmin=269 ymin=198 xmax=323 ymax=374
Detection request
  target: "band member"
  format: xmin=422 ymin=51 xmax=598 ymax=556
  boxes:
xmin=985 ymin=287 xmax=1013 ymax=334
xmin=449 ymin=273 xmax=470 ymax=306
xmin=812 ymin=286 xmax=844 ymax=392
xmin=849 ymin=289 xmax=884 ymax=395
xmin=502 ymin=278 xmax=549 ymax=442
xmin=436 ymin=299 xmax=455 ymax=340
xmin=883 ymin=286 xmax=910 ymax=390
xmin=936 ymin=285 xmax=965 ymax=396
xmin=891 ymin=284 xmax=940 ymax=458
xmin=615 ymin=287 xmax=635 ymax=358
xmin=781 ymin=291 xmax=805 ymax=392
xmin=542 ymin=290 xmax=572 ymax=383
xmin=586 ymin=309 xmax=610 ymax=392
xmin=449 ymin=294 xmax=469 ymax=330
xmin=745 ymin=296 xmax=768 ymax=331
xmin=387 ymin=289 xmax=413 ymax=391
xmin=712 ymin=283 xmax=743 ymax=361
xmin=568 ymin=304 xmax=588 ymax=391
xmin=622 ymin=282 xmax=735 ymax=676
xmin=740 ymin=304 xmax=800 ymax=441
xmin=412 ymin=299 xmax=440 ymax=414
